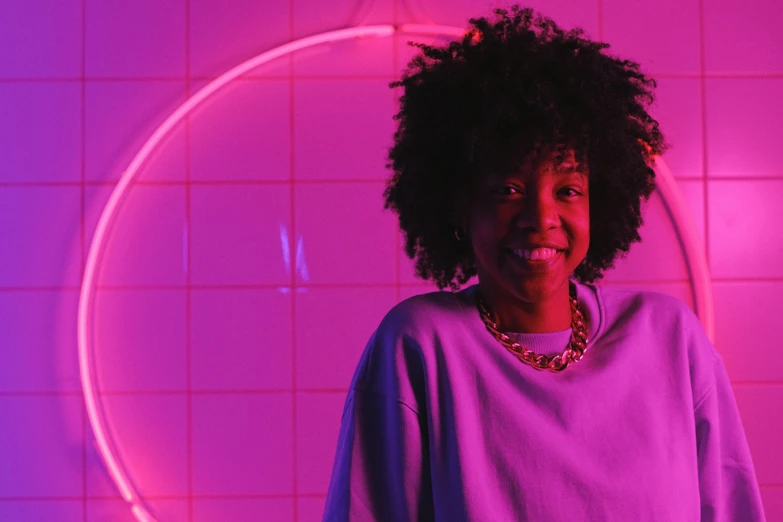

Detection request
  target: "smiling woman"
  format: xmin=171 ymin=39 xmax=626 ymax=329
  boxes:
xmin=322 ymin=5 xmax=766 ymax=522
xmin=469 ymin=147 xmax=591 ymax=336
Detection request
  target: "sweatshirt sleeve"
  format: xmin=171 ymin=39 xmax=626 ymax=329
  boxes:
xmin=321 ymin=387 xmax=433 ymax=522
xmin=695 ymin=356 xmax=766 ymax=522
xmin=322 ymin=307 xmax=435 ymax=522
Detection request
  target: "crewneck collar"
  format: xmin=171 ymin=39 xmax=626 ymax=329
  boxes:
xmin=458 ymin=278 xmax=603 ymax=356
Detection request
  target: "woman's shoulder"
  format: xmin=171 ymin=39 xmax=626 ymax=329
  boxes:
xmin=595 ymin=283 xmax=700 ymax=327
xmin=594 ymin=282 xmax=717 ymax=362
xmin=351 ymin=287 xmax=476 ymax=403
xmin=377 ymin=286 xmax=476 ymax=337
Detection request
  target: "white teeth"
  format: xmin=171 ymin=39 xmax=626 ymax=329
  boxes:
xmin=512 ymin=248 xmax=560 ymax=261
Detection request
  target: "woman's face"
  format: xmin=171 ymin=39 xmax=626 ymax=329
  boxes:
xmin=466 ymin=149 xmax=590 ymax=305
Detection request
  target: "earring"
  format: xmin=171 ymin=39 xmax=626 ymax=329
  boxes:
xmin=454 ymin=228 xmax=465 ymax=241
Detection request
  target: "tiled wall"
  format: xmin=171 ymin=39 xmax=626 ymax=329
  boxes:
xmin=1 ymin=0 xmax=781 ymax=520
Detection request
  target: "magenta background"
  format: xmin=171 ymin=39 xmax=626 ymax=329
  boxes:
xmin=1 ymin=0 xmax=782 ymax=520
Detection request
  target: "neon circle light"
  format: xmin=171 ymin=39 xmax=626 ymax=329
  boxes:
xmin=77 ymin=24 xmax=714 ymax=522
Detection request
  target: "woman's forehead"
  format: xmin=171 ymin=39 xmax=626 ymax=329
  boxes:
xmin=487 ymin=148 xmax=587 ymax=179
xmin=524 ymin=146 xmax=581 ymax=165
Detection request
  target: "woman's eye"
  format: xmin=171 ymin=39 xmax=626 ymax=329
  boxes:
xmin=561 ymin=187 xmax=582 ymax=197
xmin=496 ymin=186 xmax=522 ymax=196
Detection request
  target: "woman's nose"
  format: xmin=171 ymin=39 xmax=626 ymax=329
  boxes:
xmin=517 ymin=194 xmax=559 ymax=231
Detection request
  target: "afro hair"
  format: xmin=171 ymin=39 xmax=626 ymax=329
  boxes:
xmin=384 ymin=5 xmax=667 ymax=290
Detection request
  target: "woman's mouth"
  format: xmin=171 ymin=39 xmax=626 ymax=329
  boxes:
xmin=506 ymin=248 xmax=565 ymax=270
xmin=510 ymin=247 xmax=561 ymax=261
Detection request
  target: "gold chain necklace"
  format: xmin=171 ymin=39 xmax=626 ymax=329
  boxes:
xmin=476 ymin=282 xmax=589 ymax=372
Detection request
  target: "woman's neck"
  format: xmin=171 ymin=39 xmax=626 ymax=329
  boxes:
xmin=478 ymin=280 xmax=572 ymax=333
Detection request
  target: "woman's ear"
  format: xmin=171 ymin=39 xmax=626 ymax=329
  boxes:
xmin=450 ymin=211 xmax=468 ymax=235
xmin=451 ymin=190 xmax=473 ymax=232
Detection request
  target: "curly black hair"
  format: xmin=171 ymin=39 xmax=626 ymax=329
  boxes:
xmin=384 ymin=5 xmax=666 ymax=290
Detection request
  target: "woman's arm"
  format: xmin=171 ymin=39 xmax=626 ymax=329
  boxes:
xmin=695 ymin=356 xmax=766 ymax=522
xmin=322 ymin=387 xmax=433 ymax=522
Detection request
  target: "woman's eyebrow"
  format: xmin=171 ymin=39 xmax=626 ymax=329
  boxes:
xmin=555 ymin=165 xmax=587 ymax=177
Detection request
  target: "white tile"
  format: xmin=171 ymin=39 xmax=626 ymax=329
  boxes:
xmin=190 ymin=289 xmax=292 ymax=391
xmin=602 ymin=0 xmax=700 ymax=74
xmin=87 ymin=499 xmax=189 ymax=522
xmin=674 ymin=179 xmax=706 ymax=248
xmin=0 ymin=291 xmax=80 ymax=392
xmin=708 ymin=180 xmax=783 ymax=279
xmin=295 ymin=287 xmax=397 ymax=389
xmin=189 ymin=79 xmax=290 ymax=182
xmin=191 ymin=393 xmax=293 ymax=495
xmin=192 ymin=498 xmax=294 ymax=522
xmin=92 ymin=289 xmax=187 ymax=391
xmin=0 ymin=396 xmax=83 ymax=497
xmin=0 ymin=0 xmax=82 ymax=78
xmin=87 ymin=395 xmax=188 ymax=497
xmin=85 ymin=185 xmax=187 ymax=286
xmin=293 ymin=79 xmax=394 ymax=181
xmin=85 ymin=81 xmax=187 ymax=182
xmin=292 ymin=35 xmax=394 ymax=77
xmin=733 ymin=385 xmax=783 ymax=485
xmin=496 ymin=0 xmax=599 ymax=36
xmin=145 ymin=500 xmax=190 ymax=522
xmin=190 ymin=0 xmax=290 ymax=78
xmin=760 ymin=486 xmax=783 ymax=522
xmin=293 ymin=0 xmax=394 ymax=39
xmin=298 ymin=497 xmax=328 ymax=522
xmin=0 ymin=82 xmax=82 ymax=182
xmin=84 ymin=437 xmax=122 ymax=499
xmin=0 ymin=186 xmax=82 ymax=287
xmin=406 ymin=0 xmax=501 ymax=32
xmin=654 ymin=79 xmax=704 ymax=179
xmin=713 ymin=282 xmax=783 ymax=382
xmin=294 ymin=182 xmax=397 ymax=285
xmin=705 ymin=79 xmax=783 ymax=178
xmin=0 ymin=501 xmax=83 ymax=522
xmin=704 ymin=0 xmax=783 ymax=73
xmin=86 ymin=499 xmax=139 ymax=522
xmin=296 ymin=392 xmax=348 ymax=494
xmin=190 ymin=184 xmax=291 ymax=286
xmin=601 ymin=190 xmax=690 ymax=282
xmin=85 ymin=0 xmax=185 ymax=77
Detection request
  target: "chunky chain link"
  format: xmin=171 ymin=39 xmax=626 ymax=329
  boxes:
xmin=476 ymin=282 xmax=589 ymax=372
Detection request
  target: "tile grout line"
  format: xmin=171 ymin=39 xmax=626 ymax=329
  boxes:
xmin=5 ymin=175 xmax=783 ymax=189
xmin=289 ymin=0 xmax=299 ymax=518
xmin=80 ymin=0 xmax=88 ymax=519
xmin=596 ymin=0 xmax=603 ymax=41
xmin=5 ymin=71 xmax=783 ymax=82
xmin=0 ymin=493 xmax=331 ymax=502
xmin=8 ymin=277 xmax=783 ymax=293
xmin=184 ymin=1 xmax=195 ymax=521
xmin=392 ymin=0 xmax=401 ymax=304
xmin=697 ymin=0 xmax=710 ymax=272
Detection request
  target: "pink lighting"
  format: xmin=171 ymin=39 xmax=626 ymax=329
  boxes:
xmin=397 ymin=23 xmax=464 ymax=37
xmin=77 ymin=24 xmax=713 ymax=522
xmin=652 ymin=156 xmax=714 ymax=338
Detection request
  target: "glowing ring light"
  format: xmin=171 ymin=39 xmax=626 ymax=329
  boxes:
xmin=652 ymin=156 xmax=714 ymax=338
xmin=77 ymin=24 xmax=714 ymax=522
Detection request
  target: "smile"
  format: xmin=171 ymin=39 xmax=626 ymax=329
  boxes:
xmin=507 ymin=248 xmax=565 ymax=269
xmin=511 ymin=247 xmax=561 ymax=261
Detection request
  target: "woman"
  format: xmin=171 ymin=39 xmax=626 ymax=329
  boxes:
xmin=322 ymin=6 xmax=765 ymax=521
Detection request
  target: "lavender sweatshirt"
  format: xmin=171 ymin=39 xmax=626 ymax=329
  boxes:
xmin=322 ymin=279 xmax=766 ymax=521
